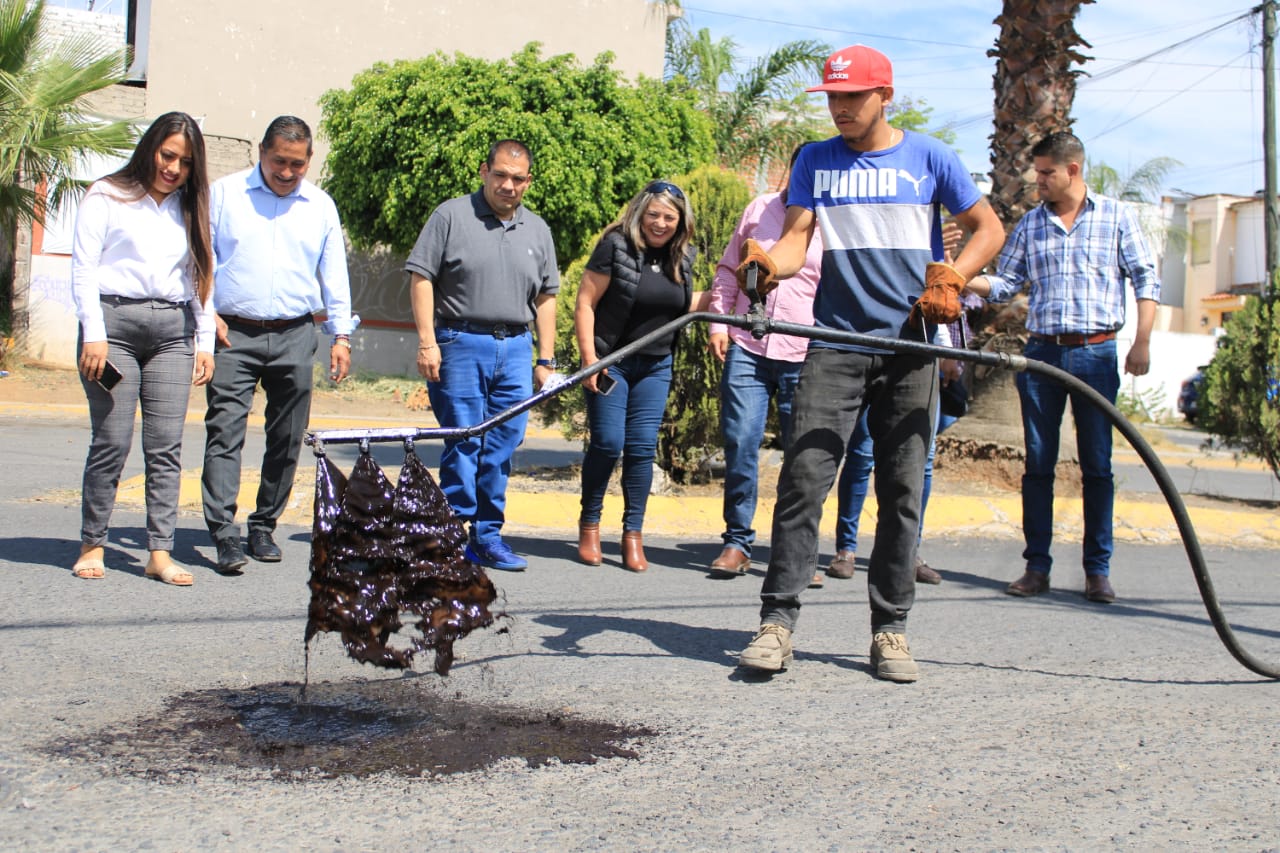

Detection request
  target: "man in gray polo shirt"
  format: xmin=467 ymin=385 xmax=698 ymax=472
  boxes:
xmin=406 ymin=139 xmax=559 ymax=571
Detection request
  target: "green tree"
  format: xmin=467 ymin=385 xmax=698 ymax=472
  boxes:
xmin=542 ymin=165 xmax=752 ymax=483
xmin=0 ymin=0 xmax=132 ymax=231
xmin=887 ymin=96 xmax=957 ymax=146
xmin=319 ymin=44 xmax=716 ymax=266
xmin=664 ymin=21 xmax=827 ymax=175
xmin=1086 ymin=155 xmax=1184 ymax=253
xmin=0 ymin=0 xmax=134 ymax=336
xmin=1198 ymin=296 xmax=1280 ymax=482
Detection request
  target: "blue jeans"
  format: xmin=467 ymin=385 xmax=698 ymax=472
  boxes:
xmin=580 ymin=353 xmax=673 ymax=531
xmin=1018 ymin=338 xmax=1120 ymax=577
xmin=760 ymin=348 xmax=936 ymax=634
xmin=834 ymin=398 xmax=953 ymax=553
xmin=427 ymin=327 xmax=532 ymax=546
xmin=718 ymin=344 xmax=803 ymax=555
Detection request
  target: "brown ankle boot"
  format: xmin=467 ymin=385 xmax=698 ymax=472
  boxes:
xmin=621 ymin=530 xmax=647 ymax=573
xmin=577 ymin=522 xmax=602 ymax=566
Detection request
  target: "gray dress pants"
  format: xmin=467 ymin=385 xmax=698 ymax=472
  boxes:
xmin=80 ymin=297 xmax=195 ymax=552
xmin=201 ymin=319 xmax=317 ymax=543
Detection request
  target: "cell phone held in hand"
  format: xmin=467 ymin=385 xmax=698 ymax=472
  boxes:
xmin=595 ymin=372 xmax=617 ymax=396
xmin=96 ymin=359 xmax=123 ymax=392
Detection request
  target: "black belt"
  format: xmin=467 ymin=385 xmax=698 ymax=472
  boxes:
xmin=100 ymin=295 xmax=186 ymax=308
xmin=222 ymin=313 xmax=313 ymax=330
xmin=438 ymin=319 xmax=529 ymax=339
xmin=1030 ymin=330 xmax=1117 ymax=346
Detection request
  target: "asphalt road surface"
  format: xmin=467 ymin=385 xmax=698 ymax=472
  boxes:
xmin=1 ymin=404 xmax=1277 ymax=850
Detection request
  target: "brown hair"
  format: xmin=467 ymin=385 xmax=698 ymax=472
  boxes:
xmin=103 ymin=112 xmax=213 ymax=305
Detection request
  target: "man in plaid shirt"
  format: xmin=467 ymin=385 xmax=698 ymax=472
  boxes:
xmin=966 ymin=131 xmax=1161 ymax=605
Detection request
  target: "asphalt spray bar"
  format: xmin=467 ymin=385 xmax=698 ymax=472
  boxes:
xmin=306 ymin=269 xmax=1280 ymax=681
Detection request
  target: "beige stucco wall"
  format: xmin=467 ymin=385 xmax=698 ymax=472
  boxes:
xmin=142 ymin=0 xmax=669 ymax=174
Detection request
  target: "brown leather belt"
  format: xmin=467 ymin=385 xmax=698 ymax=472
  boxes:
xmin=1030 ymin=330 xmax=1116 ymax=346
xmin=222 ymin=313 xmax=313 ymax=330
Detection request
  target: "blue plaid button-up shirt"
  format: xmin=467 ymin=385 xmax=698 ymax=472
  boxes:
xmin=986 ymin=190 xmax=1161 ymax=335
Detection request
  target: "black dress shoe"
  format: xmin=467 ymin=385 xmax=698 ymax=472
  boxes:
xmin=215 ymin=538 xmax=248 ymax=575
xmin=247 ymin=529 xmax=282 ymax=562
xmin=1006 ymin=569 xmax=1050 ymax=597
xmin=1084 ymin=574 xmax=1116 ymax=603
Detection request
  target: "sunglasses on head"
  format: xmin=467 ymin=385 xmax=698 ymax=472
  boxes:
xmin=645 ymin=181 xmax=685 ymax=200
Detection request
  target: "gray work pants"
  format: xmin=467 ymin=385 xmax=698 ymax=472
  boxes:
xmin=760 ymin=346 xmax=937 ymax=635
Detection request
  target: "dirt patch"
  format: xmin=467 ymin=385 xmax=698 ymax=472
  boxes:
xmin=48 ymin=679 xmax=655 ymax=781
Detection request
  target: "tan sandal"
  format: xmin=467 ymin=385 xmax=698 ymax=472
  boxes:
xmin=145 ymin=561 xmax=194 ymax=586
xmin=71 ymin=557 xmax=105 ymax=580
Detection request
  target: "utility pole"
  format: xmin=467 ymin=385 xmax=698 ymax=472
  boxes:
xmin=1264 ymin=0 xmax=1278 ymax=298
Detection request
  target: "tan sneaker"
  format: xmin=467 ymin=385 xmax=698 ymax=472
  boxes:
xmin=738 ymin=624 xmax=793 ymax=672
xmin=870 ymin=632 xmax=918 ymax=682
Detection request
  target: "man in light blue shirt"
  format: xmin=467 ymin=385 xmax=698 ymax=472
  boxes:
xmin=202 ymin=115 xmax=357 ymax=574
xmin=966 ymin=131 xmax=1160 ymax=605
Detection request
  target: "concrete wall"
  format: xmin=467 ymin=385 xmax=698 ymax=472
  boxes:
xmin=142 ymin=0 xmax=669 ymax=174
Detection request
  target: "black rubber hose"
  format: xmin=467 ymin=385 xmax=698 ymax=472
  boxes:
xmin=306 ymin=309 xmax=1280 ymax=679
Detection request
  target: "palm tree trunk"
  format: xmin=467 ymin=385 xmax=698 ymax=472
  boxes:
xmin=987 ymin=0 xmax=1094 ymax=227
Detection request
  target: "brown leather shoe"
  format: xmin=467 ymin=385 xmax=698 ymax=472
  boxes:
xmin=1084 ymin=573 xmax=1116 ymax=603
xmin=577 ymin=522 xmax=602 ymax=566
xmin=809 ymin=571 xmax=825 ymax=589
xmin=1006 ymin=569 xmax=1050 ymax=597
xmin=708 ymin=546 xmax=750 ymax=577
xmin=827 ymin=550 xmax=857 ymax=579
xmin=621 ymin=530 xmax=648 ymax=573
xmin=914 ymin=556 xmax=942 ymax=585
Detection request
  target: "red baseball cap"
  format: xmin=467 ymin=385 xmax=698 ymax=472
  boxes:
xmin=806 ymin=45 xmax=893 ymax=93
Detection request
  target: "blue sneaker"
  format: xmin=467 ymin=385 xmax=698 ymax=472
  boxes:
xmin=465 ymin=538 xmax=528 ymax=571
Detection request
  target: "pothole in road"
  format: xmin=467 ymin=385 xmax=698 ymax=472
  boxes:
xmin=50 ymin=680 xmax=654 ymax=780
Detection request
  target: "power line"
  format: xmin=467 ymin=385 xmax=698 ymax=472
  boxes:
xmin=1088 ymin=49 xmax=1255 ymax=140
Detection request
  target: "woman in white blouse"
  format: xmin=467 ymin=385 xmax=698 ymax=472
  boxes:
xmin=71 ymin=112 xmax=215 ymax=585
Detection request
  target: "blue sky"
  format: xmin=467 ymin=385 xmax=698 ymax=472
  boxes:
xmin=677 ymin=1 xmax=1263 ymax=198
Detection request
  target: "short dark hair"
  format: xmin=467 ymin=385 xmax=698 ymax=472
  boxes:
xmin=1031 ymin=131 xmax=1084 ymax=165
xmin=487 ymin=139 xmax=533 ymax=172
xmin=261 ymin=115 xmax=312 ymax=156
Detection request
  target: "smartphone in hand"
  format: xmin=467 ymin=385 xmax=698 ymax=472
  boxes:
xmin=96 ymin=360 xmax=123 ymax=392
xmin=595 ymin=372 xmax=617 ymax=396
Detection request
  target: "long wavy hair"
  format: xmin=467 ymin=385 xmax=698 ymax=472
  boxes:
xmin=102 ymin=112 xmax=213 ymax=305
xmin=605 ymin=181 xmax=696 ymax=284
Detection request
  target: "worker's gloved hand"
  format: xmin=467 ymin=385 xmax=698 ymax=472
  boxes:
xmin=735 ymin=238 xmax=779 ymax=297
xmin=913 ymin=262 xmax=965 ymax=326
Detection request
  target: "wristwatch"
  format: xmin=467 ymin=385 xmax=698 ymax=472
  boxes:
xmin=535 ymin=357 xmax=558 ymax=369
xmin=333 ymin=335 xmax=352 ymax=349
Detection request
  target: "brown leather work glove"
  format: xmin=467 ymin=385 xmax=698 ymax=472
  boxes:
xmin=735 ymin=238 xmax=779 ymax=297
xmin=913 ymin=262 xmax=965 ymax=326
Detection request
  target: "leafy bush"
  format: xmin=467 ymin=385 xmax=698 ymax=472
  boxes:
xmin=542 ymin=165 xmax=753 ymax=483
xmin=319 ymin=44 xmax=716 ymax=266
xmin=1198 ymin=295 xmax=1280 ymax=480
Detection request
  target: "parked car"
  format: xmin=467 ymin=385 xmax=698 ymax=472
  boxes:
xmin=1177 ymin=367 xmax=1206 ymax=423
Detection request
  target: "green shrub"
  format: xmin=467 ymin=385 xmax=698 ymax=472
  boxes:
xmin=1198 ymin=294 xmax=1280 ymax=480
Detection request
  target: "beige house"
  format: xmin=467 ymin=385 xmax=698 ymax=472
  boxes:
xmin=1162 ymin=193 xmax=1261 ymax=335
xmin=15 ymin=0 xmax=670 ymax=369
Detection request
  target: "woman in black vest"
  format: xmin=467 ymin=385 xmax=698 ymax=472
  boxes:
xmin=574 ymin=181 xmax=707 ymax=572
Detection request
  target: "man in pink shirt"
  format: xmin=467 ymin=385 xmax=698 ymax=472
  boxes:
xmin=706 ymin=144 xmax=825 ymax=583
